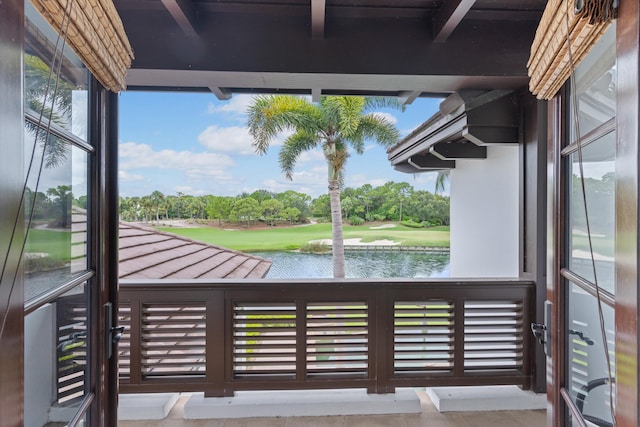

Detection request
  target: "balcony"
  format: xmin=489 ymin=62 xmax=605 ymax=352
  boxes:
xmin=75 ymin=277 xmax=542 ymax=424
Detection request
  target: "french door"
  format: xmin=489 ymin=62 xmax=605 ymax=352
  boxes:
xmin=550 ymin=22 xmax=617 ymax=427
xmin=22 ymin=1 xmax=120 ymax=424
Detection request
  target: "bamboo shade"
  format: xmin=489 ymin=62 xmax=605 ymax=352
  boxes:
xmin=29 ymin=0 xmax=134 ymax=92
xmin=527 ymin=0 xmax=616 ymax=100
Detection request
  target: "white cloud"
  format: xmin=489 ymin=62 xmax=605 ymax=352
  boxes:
xmin=119 ymin=170 xmax=144 ymax=181
xmin=197 ymin=125 xmax=256 ymax=155
xmin=297 ymin=149 xmax=325 ymax=165
xmin=174 ymin=185 xmax=207 ymax=196
xmin=260 ymin=166 xmax=328 ymax=197
xmin=119 ymin=141 xmax=235 ymax=172
xmin=207 ymin=94 xmax=255 ymax=115
xmin=197 ymin=125 xmax=290 ymax=156
xmin=371 ymin=112 xmax=398 ymax=125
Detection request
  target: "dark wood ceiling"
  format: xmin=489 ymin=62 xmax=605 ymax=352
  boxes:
xmin=114 ymin=0 xmax=546 ymax=99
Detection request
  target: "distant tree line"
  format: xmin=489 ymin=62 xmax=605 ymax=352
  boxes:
xmin=118 ymin=182 xmax=450 ymax=228
xmin=25 ymin=185 xmax=82 ymax=229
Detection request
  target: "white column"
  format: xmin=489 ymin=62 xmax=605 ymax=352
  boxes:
xmin=449 ymin=145 xmax=519 ymax=277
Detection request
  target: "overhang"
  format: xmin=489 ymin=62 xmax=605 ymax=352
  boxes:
xmin=387 ymin=89 xmax=520 ymax=173
xmin=114 ymin=0 xmax=546 ymax=98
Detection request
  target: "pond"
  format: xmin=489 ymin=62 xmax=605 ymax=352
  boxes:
xmin=249 ymin=250 xmax=450 ymax=279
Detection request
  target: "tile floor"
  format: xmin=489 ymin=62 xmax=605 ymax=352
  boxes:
xmin=118 ymin=391 xmax=547 ymax=427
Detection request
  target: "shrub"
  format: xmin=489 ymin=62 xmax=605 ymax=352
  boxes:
xmin=401 ymin=219 xmax=424 ymax=228
xmin=24 ymin=256 xmax=66 ymax=274
xmin=372 ymin=214 xmax=386 ymax=222
xmin=348 ymin=215 xmax=365 ymax=225
xmin=299 ymin=242 xmax=331 ymax=253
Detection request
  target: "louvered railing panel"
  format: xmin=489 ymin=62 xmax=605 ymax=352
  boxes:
xmin=141 ymin=303 xmax=206 ymax=377
xmin=56 ymin=294 xmax=87 ymax=404
xmin=464 ymin=300 xmax=524 ymax=371
xmin=306 ymin=302 xmax=368 ymax=376
xmin=118 ymin=303 xmax=131 ymax=378
xmin=233 ymin=302 xmax=296 ymax=377
xmin=119 ymin=279 xmax=535 ymax=396
xmin=394 ymin=300 xmax=454 ymax=374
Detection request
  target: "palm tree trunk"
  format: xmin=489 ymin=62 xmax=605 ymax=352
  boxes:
xmin=329 ymin=180 xmax=345 ymax=278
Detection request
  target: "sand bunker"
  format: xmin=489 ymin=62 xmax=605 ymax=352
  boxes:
xmin=369 ymin=224 xmax=397 ymax=230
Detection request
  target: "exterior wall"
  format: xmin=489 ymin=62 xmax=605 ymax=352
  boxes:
xmin=450 ymin=145 xmax=519 ymax=278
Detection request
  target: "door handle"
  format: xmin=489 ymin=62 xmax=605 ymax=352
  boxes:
xmin=104 ymin=302 xmax=124 ymax=359
xmin=110 ymin=326 xmax=126 ymax=344
xmin=531 ymin=322 xmax=547 ymax=345
xmin=530 ymin=300 xmax=552 ymax=356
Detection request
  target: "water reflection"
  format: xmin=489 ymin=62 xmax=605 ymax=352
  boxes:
xmin=250 ymin=251 xmax=450 ymax=279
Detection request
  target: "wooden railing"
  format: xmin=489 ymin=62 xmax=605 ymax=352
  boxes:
xmin=118 ymin=278 xmax=535 ymax=396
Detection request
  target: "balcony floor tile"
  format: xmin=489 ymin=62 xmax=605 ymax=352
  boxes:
xmin=118 ymin=392 xmax=546 ymax=427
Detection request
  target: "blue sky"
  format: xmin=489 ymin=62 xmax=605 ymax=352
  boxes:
xmin=118 ymin=92 xmax=442 ymax=198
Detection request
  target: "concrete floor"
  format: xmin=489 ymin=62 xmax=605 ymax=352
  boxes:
xmin=118 ymin=391 xmax=547 ymax=427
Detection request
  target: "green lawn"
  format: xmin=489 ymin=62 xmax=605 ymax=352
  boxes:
xmin=157 ymin=223 xmax=450 ymax=251
xmin=26 ymin=229 xmax=72 ymax=260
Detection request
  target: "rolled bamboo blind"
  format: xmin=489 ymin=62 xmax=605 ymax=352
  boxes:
xmin=527 ymin=0 xmax=617 ymax=100
xmin=29 ymin=0 xmax=134 ymax=92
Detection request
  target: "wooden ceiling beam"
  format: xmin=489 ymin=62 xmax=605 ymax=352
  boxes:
xmin=161 ymin=0 xmax=198 ymax=37
xmin=311 ymin=0 xmax=326 ymax=39
xmin=312 ymin=87 xmax=322 ymax=102
xmin=398 ymin=90 xmax=421 ymax=105
xmin=433 ymin=0 xmax=476 ymax=43
xmin=208 ymin=86 xmax=232 ymax=100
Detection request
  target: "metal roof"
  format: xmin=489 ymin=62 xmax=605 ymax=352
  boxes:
xmin=118 ymin=222 xmax=272 ymax=279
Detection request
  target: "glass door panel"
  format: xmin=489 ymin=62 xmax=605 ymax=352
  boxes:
xmin=567 ymin=131 xmax=616 ymax=294
xmin=559 ymin=21 xmax=616 ymax=427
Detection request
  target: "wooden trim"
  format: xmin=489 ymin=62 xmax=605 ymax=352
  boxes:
xmin=560 ymin=388 xmax=588 ymax=427
xmin=0 ymin=0 xmax=25 ymax=423
xmin=560 ymin=269 xmax=615 ymax=308
xmin=161 ymin=0 xmax=198 ymax=37
xmin=547 ymin=94 xmax=566 ymax=427
xmin=432 ymin=0 xmax=476 ymax=43
xmin=310 ymin=0 xmax=325 ymax=40
xmin=559 ymin=117 xmax=616 ymax=157
xmin=103 ymin=90 xmax=121 ymax=426
xmin=615 ymin=0 xmax=640 ymax=424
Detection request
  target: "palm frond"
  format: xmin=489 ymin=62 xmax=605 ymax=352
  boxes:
xmin=363 ymin=96 xmax=406 ymax=113
xmin=278 ymin=130 xmax=320 ymax=180
xmin=246 ymin=95 xmax=319 ymax=154
xmin=336 ymin=97 xmax=365 ymax=138
xmin=356 ymin=114 xmax=401 ymax=147
xmin=318 ymin=96 xmax=341 ymax=129
xmin=435 ymin=170 xmax=450 ymax=194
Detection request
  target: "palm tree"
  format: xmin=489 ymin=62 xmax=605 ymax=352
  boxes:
xmin=25 ymin=54 xmax=76 ymax=168
xmin=247 ymin=95 xmax=403 ymax=278
xmin=46 ymin=185 xmax=73 ymax=228
xmin=434 ymin=170 xmax=450 ymax=195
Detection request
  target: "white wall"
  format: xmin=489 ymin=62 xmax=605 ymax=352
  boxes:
xmin=449 ymin=145 xmax=519 ymax=278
